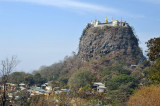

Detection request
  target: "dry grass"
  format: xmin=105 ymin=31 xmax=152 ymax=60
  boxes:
xmin=127 ymin=85 xmax=160 ymax=106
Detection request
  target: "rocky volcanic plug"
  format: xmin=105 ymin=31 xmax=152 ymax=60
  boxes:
xmin=78 ymin=23 xmax=143 ymax=65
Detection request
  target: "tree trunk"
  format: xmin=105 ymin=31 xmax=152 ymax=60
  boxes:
xmin=3 ymin=83 xmax=6 ymax=106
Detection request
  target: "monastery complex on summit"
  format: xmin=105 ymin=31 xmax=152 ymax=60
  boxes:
xmin=91 ymin=17 xmax=129 ymax=27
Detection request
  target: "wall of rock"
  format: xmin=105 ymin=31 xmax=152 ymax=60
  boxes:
xmin=78 ymin=24 xmax=143 ymax=65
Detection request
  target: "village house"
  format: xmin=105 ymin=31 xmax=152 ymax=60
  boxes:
xmin=41 ymin=83 xmax=52 ymax=92
xmin=93 ymin=82 xmax=106 ymax=93
xmin=32 ymin=87 xmax=45 ymax=94
xmin=54 ymin=88 xmax=70 ymax=94
xmin=41 ymin=83 xmax=48 ymax=89
xmin=45 ymin=86 xmax=52 ymax=91
xmin=19 ymin=83 xmax=26 ymax=90
xmin=8 ymin=92 xmax=15 ymax=98
xmin=6 ymin=83 xmax=17 ymax=91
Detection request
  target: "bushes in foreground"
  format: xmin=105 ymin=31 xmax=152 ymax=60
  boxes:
xmin=127 ymin=85 xmax=160 ymax=106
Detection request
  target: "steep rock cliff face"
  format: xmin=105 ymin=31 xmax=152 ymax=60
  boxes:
xmin=78 ymin=24 xmax=143 ymax=65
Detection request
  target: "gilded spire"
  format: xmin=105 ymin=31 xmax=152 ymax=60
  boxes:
xmin=95 ymin=17 xmax=97 ymax=22
xmin=105 ymin=17 xmax=108 ymax=23
xmin=121 ymin=17 xmax=122 ymax=22
xmin=112 ymin=17 xmax=114 ymax=22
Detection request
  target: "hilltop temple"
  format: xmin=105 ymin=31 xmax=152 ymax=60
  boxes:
xmin=91 ymin=17 xmax=129 ymax=27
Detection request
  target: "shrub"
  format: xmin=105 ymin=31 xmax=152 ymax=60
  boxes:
xmin=148 ymin=58 xmax=160 ymax=84
xmin=108 ymin=75 xmax=138 ymax=90
xmin=127 ymin=85 xmax=160 ymax=106
xmin=100 ymin=65 xmax=130 ymax=78
xmin=68 ymin=69 xmax=93 ymax=90
xmin=58 ymin=77 xmax=68 ymax=87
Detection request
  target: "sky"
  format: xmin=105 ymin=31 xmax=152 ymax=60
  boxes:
xmin=0 ymin=0 xmax=159 ymax=72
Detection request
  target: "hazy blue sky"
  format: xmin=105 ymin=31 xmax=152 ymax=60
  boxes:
xmin=0 ymin=0 xmax=159 ymax=72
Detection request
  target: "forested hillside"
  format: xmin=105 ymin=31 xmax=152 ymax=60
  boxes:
xmin=6 ymin=24 xmax=156 ymax=105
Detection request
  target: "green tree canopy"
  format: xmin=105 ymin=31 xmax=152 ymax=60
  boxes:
xmin=24 ymin=74 xmax=34 ymax=86
xmin=68 ymin=69 xmax=93 ymax=90
xmin=8 ymin=72 xmax=26 ymax=84
xmin=107 ymin=74 xmax=138 ymax=90
xmin=33 ymin=73 xmax=46 ymax=86
xmin=146 ymin=37 xmax=160 ymax=83
xmin=146 ymin=37 xmax=160 ymax=61
xmin=148 ymin=58 xmax=160 ymax=83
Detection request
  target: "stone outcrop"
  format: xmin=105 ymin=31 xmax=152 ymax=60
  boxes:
xmin=78 ymin=24 xmax=143 ymax=65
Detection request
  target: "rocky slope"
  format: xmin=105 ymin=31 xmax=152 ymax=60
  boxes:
xmin=78 ymin=24 xmax=143 ymax=65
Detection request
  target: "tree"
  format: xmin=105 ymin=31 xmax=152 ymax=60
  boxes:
xmin=148 ymin=58 xmax=160 ymax=83
xmin=24 ymin=74 xmax=34 ymax=87
xmin=68 ymin=69 xmax=93 ymax=90
xmin=0 ymin=56 xmax=19 ymax=106
xmin=146 ymin=37 xmax=160 ymax=83
xmin=146 ymin=37 xmax=160 ymax=61
xmin=8 ymin=72 xmax=25 ymax=84
xmin=107 ymin=74 xmax=138 ymax=91
xmin=33 ymin=73 xmax=46 ymax=86
xmin=58 ymin=77 xmax=68 ymax=87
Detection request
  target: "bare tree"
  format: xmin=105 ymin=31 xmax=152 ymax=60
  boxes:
xmin=0 ymin=56 xmax=19 ymax=106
